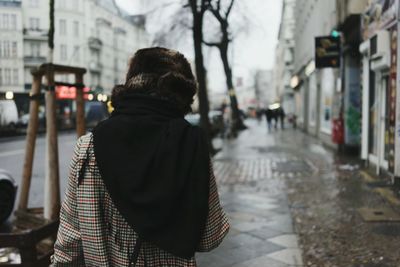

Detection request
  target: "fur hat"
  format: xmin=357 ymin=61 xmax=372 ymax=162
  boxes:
xmin=111 ymin=47 xmax=197 ymax=114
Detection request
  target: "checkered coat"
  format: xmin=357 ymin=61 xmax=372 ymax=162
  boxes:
xmin=51 ymin=133 xmax=230 ymax=266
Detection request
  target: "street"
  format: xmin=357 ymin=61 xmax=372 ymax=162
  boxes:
xmin=0 ymin=131 xmax=77 ymax=208
xmin=2 ymin=119 xmax=399 ymax=266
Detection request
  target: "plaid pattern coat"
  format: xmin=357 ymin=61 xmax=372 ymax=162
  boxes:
xmin=51 ymin=133 xmax=230 ymax=266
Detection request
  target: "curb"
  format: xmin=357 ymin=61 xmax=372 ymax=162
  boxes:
xmin=360 ymin=170 xmax=400 ymax=206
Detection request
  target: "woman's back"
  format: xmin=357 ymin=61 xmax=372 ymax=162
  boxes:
xmin=52 ymin=47 xmax=229 ymax=266
xmin=52 ymin=133 xmax=229 ymax=266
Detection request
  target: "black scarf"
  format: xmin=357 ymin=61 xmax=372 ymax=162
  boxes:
xmin=92 ymin=95 xmax=210 ymax=259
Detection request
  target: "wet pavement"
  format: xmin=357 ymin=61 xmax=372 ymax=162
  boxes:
xmin=197 ymin=119 xmax=400 ymax=267
xmin=197 ymin=120 xmax=305 ymax=267
xmin=2 ymin=119 xmax=400 ymax=266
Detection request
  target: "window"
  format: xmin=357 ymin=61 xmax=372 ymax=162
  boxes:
xmin=60 ymin=45 xmax=67 ymax=60
xmin=3 ymin=41 xmax=10 ymax=58
xmin=10 ymin=14 xmax=17 ymax=30
xmin=58 ymin=0 xmax=66 ymax=9
xmin=12 ymin=69 xmax=18 ymax=85
xmin=30 ymin=0 xmax=39 ymax=7
xmin=59 ymin=19 xmax=66 ymax=35
xmin=11 ymin=42 xmax=17 ymax=57
xmin=3 ymin=14 xmax=9 ymax=29
xmin=4 ymin=69 xmax=11 ymax=85
xmin=73 ymin=21 xmax=79 ymax=37
xmin=29 ymin=18 xmax=40 ymax=30
xmin=74 ymin=45 xmax=80 ymax=61
xmin=30 ymin=42 xmax=40 ymax=57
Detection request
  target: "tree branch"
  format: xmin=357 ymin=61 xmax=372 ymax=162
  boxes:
xmin=225 ymin=0 xmax=235 ymax=17
xmin=203 ymin=40 xmax=222 ymax=47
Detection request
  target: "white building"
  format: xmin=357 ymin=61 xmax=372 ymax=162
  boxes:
xmin=254 ymin=69 xmax=274 ymax=107
xmin=0 ymin=0 xmax=24 ymax=94
xmin=292 ymin=0 xmax=338 ymax=144
xmin=273 ymin=0 xmax=296 ymax=115
xmin=1 ymin=0 xmax=149 ymax=95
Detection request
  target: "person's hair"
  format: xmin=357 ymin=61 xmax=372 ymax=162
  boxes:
xmin=111 ymin=47 xmax=197 ymax=114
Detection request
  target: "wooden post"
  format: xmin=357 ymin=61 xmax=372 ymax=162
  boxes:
xmin=18 ymin=75 xmax=42 ymax=210
xmin=44 ymin=65 xmax=60 ymax=220
xmin=75 ymin=74 xmax=86 ymax=137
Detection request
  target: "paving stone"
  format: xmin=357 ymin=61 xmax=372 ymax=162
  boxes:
xmin=229 ymin=254 xmax=294 ymax=267
xmin=268 ymin=234 xmax=300 ymax=248
xmin=247 ymin=226 xmax=285 ymax=240
xmin=267 ymin=248 xmax=303 ymax=265
xmin=198 ymin=120 xmax=304 ymax=266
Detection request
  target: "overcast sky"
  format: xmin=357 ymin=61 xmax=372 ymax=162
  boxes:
xmin=114 ymin=0 xmax=282 ymax=94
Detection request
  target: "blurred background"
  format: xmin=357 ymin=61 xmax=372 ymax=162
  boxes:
xmin=1 ymin=0 xmax=400 ymax=266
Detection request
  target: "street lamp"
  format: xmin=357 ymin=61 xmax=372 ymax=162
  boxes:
xmin=5 ymin=91 xmax=14 ymax=100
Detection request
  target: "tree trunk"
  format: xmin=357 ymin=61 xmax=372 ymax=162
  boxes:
xmin=219 ymin=42 xmax=246 ymax=132
xmin=190 ymin=1 xmax=215 ymax=153
xmin=48 ymin=0 xmax=54 ymax=62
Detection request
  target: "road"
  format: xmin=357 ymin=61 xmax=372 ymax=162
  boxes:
xmin=0 ymin=132 xmax=78 ymax=208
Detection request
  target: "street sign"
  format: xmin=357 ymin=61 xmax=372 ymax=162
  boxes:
xmin=315 ymin=36 xmax=341 ymax=68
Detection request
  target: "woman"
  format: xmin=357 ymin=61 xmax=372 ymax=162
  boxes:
xmin=51 ymin=47 xmax=229 ymax=266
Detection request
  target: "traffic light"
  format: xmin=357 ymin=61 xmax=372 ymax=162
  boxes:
xmin=331 ymin=30 xmax=340 ymax=38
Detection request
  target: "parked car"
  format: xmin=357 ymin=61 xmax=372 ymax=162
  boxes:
xmin=17 ymin=109 xmax=46 ymax=130
xmin=0 ymin=100 xmax=18 ymax=133
xmin=0 ymin=169 xmax=17 ymax=224
xmin=85 ymin=101 xmax=109 ymax=128
xmin=209 ymin=110 xmax=224 ymax=136
xmin=184 ymin=111 xmax=224 ymax=137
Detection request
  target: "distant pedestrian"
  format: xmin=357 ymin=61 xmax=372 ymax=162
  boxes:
xmin=272 ymin=109 xmax=279 ymax=129
xmin=256 ymin=108 xmax=263 ymax=124
xmin=278 ymin=107 xmax=286 ymax=129
xmin=52 ymin=47 xmax=229 ymax=266
xmin=265 ymin=108 xmax=273 ymax=132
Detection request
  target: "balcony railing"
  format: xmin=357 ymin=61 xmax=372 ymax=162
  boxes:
xmin=88 ymin=37 xmax=103 ymax=50
xmin=23 ymin=28 xmax=48 ymax=41
xmin=89 ymin=61 xmax=103 ymax=73
xmin=24 ymin=56 xmax=47 ymax=67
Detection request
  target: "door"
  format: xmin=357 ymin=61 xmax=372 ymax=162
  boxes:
xmin=378 ymin=74 xmax=389 ymax=171
xmin=368 ymin=73 xmax=389 ymax=174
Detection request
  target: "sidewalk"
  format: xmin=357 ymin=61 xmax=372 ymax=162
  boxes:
xmin=197 ymin=119 xmax=400 ymax=267
xmin=197 ymin=120 xmax=305 ymax=267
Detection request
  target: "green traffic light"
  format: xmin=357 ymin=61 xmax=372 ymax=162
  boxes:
xmin=331 ymin=30 xmax=340 ymax=38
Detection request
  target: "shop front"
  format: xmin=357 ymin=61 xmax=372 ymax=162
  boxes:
xmin=360 ymin=0 xmax=397 ymax=175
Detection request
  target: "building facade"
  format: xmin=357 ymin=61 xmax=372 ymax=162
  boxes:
xmin=287 ymin=0 xmax=368 ymax=148
xmin=0 ymin=0 xmax=24 ymax=95
xmin=291 ymin=0 xmax=338 ymax=143
xmin=273 ymin=0 xmax=296 ymax=116
xmin=254 ymin=69 xmax=274 ymax=108
xmin=359 ymin=0 xmax=399 ymax=180
xmin=1 ymin=0 xmax=148 ymax=97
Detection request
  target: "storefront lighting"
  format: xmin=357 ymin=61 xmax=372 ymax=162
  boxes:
xmin=5 ymin=91 xmax=14 ymax=100
xmin=97 ymin=94 xmax=103 ymax=101
xmin=269 ymin=103 xmax=281 ymax=110
xmin=88 ymin=94 xmax=94 ymax=101
xmin=290 ymin=75 xmax=300 ymax=89
xmin=305 ymin=61 xmax=316 ymax=77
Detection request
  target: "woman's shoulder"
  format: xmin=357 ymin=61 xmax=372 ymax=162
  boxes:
xmin=73 ymin=133 xmax=93 ymax=158
xmin=78 ymin=132 xmax=93 ymax=145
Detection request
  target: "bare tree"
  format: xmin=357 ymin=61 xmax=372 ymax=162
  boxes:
xmin=188 ymin=0 xmax=214 ymax=153
xmin=146 ymin=0 xmax=214 ymax=152
xmin=48 ymin=0 xmax=54 ymax=62
xmin=203 ymin=0 xmax=246 ymax=133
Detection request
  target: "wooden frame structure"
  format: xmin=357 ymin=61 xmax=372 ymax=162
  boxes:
xmin=0 ymin=63 xmax=87 ymax=266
